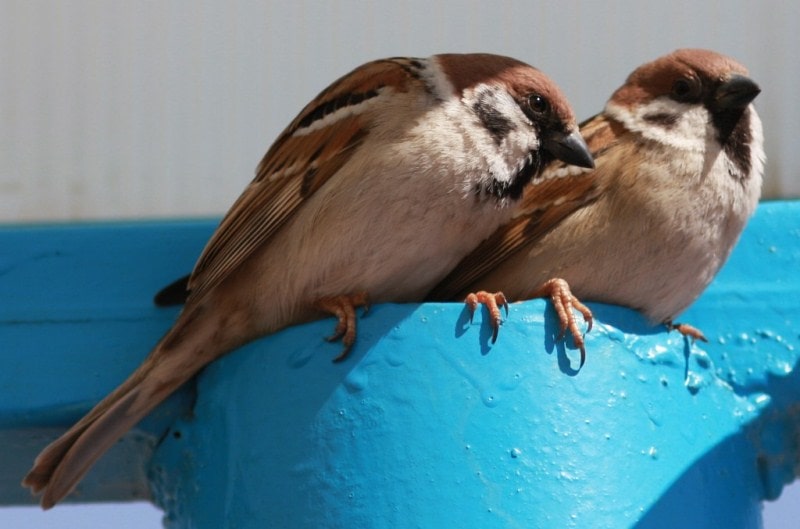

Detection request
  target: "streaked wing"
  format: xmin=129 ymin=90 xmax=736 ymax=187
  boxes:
xmin=427 ymin=113 xmax=624 ymax=300
xmin=186 ymin=59 xmax=420 ymax=302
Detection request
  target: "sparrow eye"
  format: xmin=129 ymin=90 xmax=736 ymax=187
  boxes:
xmin=671 ymin=77 xmax=702 ymax=103
xmin=526 ymin=94 xmax=550 ymax=115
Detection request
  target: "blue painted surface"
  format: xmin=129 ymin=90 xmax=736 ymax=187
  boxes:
xmin=2 ymin=203 xmax=799 ymax=528
xmin=0 ymin=220 xmax=208 ymax=504
xmin=150 ymin=201 xmax=799 ymax=528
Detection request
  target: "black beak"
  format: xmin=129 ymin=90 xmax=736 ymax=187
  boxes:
xmin=543 ymin=130 xmax=595 ymax=169
xmin=714 ymin=74 xmax=761 ymax=111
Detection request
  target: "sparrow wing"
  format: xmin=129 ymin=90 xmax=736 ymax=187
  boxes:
xmin=185 ymin=59 xmax=419 ymax=303
xmin=427 ymin=113 xmax=624 ymax=300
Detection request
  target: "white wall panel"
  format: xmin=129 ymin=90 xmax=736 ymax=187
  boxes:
xmin=1 ymin=0 xmax=797 ymax=222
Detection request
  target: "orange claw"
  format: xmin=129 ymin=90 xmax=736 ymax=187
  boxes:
xmin=315 ymin=291 xmax=370 ymax=362
xmin=465 ymin=291 xmax=508 ymax=343
xmin=528 ymin=278 xmax=592 ymax=367
xmin=666 ymin=321 xmax=708 ymax=343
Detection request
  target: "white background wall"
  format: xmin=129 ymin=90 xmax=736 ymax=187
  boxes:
xmin=2 ymin=1 xmax=798 ymax=527
xmin=1 ymin=0 xmax=798 ymax=224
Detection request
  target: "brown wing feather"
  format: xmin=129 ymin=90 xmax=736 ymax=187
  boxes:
xmin=427 ymin=113 xmax=625 ymax=300
xmin=186 ymin=59 xmax=418 ymax=303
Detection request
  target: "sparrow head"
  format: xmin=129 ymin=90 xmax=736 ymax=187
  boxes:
xmin=605 ymin=48 xmax=762 ymax=179
xmin=434 ymin=53 xmax=593 ymax=200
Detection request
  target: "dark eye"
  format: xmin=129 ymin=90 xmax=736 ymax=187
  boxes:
xmin=671 ymin=77 xmax=701 ymax=102
xmin=526 ymin=94 xmax=550 ymax=115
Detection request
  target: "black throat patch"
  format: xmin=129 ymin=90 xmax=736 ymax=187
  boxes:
xmin=713 ymin=107 xmax=753 ymax=179
xmin=475 ymin=152 xmax=542 ymax=202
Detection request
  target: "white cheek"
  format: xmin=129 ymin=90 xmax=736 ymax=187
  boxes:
xmin=747 ymin=107 xmax=766 ymax=185
xmin=607 ymin=98 xmax=710 ymax=152
xmin=459 ymin=85 xmax=540 ymax=186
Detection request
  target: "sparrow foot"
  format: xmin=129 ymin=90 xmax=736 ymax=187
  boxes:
xmin=529 ymin=278 xmax=592 ymax=367
xmin=315 ymin=292 xmax=370 ymax=362
xmin=666 ymin=321 xmax=708 ymax=343
xmin=465 ymin=291 xmax=509 ymax=343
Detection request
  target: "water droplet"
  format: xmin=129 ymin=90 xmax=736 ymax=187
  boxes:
xmin=343 ymin=369 xmax=368 ymax=393
xmin=510 ymin=448 xmax=522 ymax=459
xmin=685 ymin=372 xmax=704 ymax=395
xmin=693 ymin=352 xmax=711 ymax=369
xmin=482 ymin=391 xmax=499 ymax=407
xmin=777 ymin=361 xmax=792 ymax=374
xmin=385 ymin=350 xmax=406 ymax=367
xmin=606 ymin=328 xmax=625 ymax=342
xmin=647 ymin=446 xmax=658 ymax=459
xmin=754 ymin=394 xmax=771 ymax=408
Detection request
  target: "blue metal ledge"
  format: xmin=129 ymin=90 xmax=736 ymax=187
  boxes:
xmin=1 ymin=202 xmax=799 ymax=528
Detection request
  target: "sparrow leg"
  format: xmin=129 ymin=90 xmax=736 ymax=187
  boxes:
xmin=528 ymin=278 xmax=592 ymax=367
xmin=464 ymin=291 xmax=509 ymax=343
xmin=666 ymin=321 xmax=708 ymax=343
xmin=315 ymin=292 xmax=370 ymax=362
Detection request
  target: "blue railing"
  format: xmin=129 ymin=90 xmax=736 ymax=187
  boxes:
xmin=2 ymin=202 xmax=798 ymax=528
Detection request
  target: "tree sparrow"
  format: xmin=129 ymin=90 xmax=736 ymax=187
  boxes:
xmin=428 ymin=49 xmax=764 ymax=366
xmin=23 ymin=53 xmax=593 ymax=508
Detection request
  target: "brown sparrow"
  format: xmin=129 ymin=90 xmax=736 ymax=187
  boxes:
xmin=428 ymin=49 xmax=764 ymax=366
xmin=23 ymin=53 xmax=593 ymax=508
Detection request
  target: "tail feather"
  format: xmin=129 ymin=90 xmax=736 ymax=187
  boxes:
xmin=23 ymin=357 xmax=156 ymax=495
xmin=23 ymin=304 xmax=235 ymax=508
xmin=41 ymin=381 xmax=167 ymax=509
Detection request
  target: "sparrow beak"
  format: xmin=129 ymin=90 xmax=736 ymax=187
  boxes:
xmin=714 ymin=74 xmax=761 ymax=110
xmin=543 ymin=130 xmax=595 ymax=169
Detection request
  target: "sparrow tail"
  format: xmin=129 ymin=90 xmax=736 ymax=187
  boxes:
xmin=22 ymin=304 xmax=235 ymax=509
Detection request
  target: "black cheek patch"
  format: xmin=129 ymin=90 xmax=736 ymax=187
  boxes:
xmin=643 ymin=112 xmax=680 ymax=128
xmin=472 ymin=92 xmax=516 ymax=145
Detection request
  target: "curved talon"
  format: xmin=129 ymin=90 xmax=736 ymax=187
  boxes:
xmin=332 ymin=342 xmax=354 ymax=363
xmin=315 ymin=292 xmax=370 ymax=362
xmin=465 ymin=292 xmax=479 ymax=324
xmin=464 ymin=291 xmax=508 ymax=343
xmin=499 ymin=292 xmax=509 ymax=317
xmin=667 ymin=321 xmax=708 ymax=343
xmin=529 ymin=278 xmax=592 ymax=367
